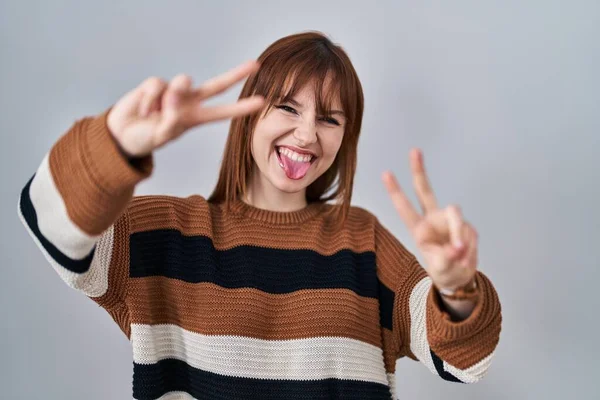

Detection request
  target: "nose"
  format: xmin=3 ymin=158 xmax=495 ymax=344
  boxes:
xmin=293 ymin=120 xmax=317 ymax=146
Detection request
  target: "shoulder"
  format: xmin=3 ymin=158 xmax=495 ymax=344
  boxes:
xmin=345 ymin=204 xmax=380 ymax=228
xmin=318 ymin=203 xmax=380 ymax=238
xmin=127 ymin=193 xmax=209 ymax=212
xmin=125 ymin=194 xmax=214 ymax=231
xmin=340 ymin=205 xmax=411 ymax=253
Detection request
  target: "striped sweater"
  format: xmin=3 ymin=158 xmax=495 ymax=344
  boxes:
xmin=18 ymin=110 xmax=502 ymax=399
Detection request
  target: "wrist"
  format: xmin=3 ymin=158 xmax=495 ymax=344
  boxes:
xmin=436 ymin=276 xmax=479 ymax=301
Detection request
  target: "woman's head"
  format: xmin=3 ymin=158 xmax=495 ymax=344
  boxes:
xmin=209 ymin=31 xmax=364 ymax=222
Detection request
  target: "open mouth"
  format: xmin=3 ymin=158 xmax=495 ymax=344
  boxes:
xmin=274 ymin=146 xmax=317 ymax=180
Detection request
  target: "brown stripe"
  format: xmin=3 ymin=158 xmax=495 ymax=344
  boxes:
xmin=126 ymin=195 xmax=385 ymax=256
xmin=381 ymin=327 xmax=420 ymax=374
xmin=381 ymin=328 xmax=398 ymax=373
xmin=106 ymin=302 xmax=131 ymax=339
xmin=374 ymin=220 xmax=420 ymax=293
xmin=394 ymin=261 xmax=429 ymax=359
xmin=426 ymin=271 xmax=502 ymax=370
xmin=50 ymin=109 xmax=152 ymax=235
xmin=128 ymin=278 xmax=382 ymax=347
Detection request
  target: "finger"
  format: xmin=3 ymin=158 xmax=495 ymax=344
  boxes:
xmin=417 ymin=207 xmax=469 ymax=246
xmin=194 ymin=60 xmax=260 ymax=100
xmin=426 ymin=245 xmax=453 ymax=271
xmin=109 ymin=87 xmax=145 ymax=124
xmin=139 ymin=77 xmax=167 ymax=117
xmin=162 ymin=74 xmax=193 ymax=111
xmin=155 ymin=75 xmax=194 ymax=140
xmin=381 ymin=171 xmax=421 ymax=230
xmin=186 ymin=95 xmax=265 ymax=125
xmin=446 ymin=205 xmax=465 ymax=249
xmin=413 ymin=218 xmax=444 ymax=248
xmin=416 ymin=208 xmax=450 ymax=238
xmin=443 ymin=242 xmax=466 ymax=262
xmin=461 ymin=225 xmax=478 ymax=268
xmin=410 ymin=148 xmax=438 ymax=213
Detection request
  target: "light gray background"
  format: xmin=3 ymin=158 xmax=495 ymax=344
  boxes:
xmin=1 ymin=0 xmax=598 ymax=399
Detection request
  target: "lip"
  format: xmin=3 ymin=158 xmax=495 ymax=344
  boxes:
xmin=276 ymin=145 xmax=318 ymax=157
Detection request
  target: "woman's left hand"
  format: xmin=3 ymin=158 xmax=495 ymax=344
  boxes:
xmin=382 ymin=148 xmax=478 ymax=292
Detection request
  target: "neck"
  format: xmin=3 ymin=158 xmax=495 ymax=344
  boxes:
xmin=245 ymin=169 xmax=307 ymax=212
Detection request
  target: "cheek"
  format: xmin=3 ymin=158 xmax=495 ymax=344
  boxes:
xmin=250 ymin=122 xmax=272 ymax=158
xmin=254 ymin=114 xmax=289 ymax=146
xmin=320 ymin=132 xmax=344 ymax=160
xmin=249 ymin=130 xmax=259 ymax=162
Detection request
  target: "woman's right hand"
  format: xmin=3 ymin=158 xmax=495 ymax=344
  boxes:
xmin=106 ymin=60 xmax=264 ymax=158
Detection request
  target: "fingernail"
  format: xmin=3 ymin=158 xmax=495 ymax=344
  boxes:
xmin=454 ymin=241 xmax=464 ymax=249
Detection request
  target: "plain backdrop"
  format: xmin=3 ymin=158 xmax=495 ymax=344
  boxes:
xmin=2 ymin=0 xmax=599 ymax=399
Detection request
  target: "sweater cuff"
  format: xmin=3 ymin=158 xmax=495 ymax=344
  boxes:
xmin=82 ymin=108 xmax=153 ymax=195
xmin=427 ymin=271 xmax=501 ymax=342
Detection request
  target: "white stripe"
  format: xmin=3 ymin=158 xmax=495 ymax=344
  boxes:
xmin=154 ymin=392 xmax=197 ymax=400
xmin=18 ymin=153 xmax=116 ymax=297
xmin=386 ymin=372 xmax=398 ymax=399
xmin=18 ymin=191 xmax=115 ymax=298
xmin=408 ymin=276 xmax=495 ymax=383
xmin=408 ymin=276 xmax=437 ymax=375
xmin=71 ymin=224 xmax=113 ymax=297
xmin=442 ymin=350 xmax=495 ymax=383
xmin=130 ymin=324 xmax=389 ymax=385
xmin=30 ymin=153 xmax=99 ymax=259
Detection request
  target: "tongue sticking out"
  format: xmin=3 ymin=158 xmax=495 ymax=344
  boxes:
xmin=279 ymin=152 xmax=312 ymax=180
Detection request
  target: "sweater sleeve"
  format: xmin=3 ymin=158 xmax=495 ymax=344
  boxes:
xmin=375 ymin=218 xmax=502 ymax=384
xmin=17 ymin=109 xmax=154 ymax=337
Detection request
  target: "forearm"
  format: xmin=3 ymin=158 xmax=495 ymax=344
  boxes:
xmin=47 ymin=109 xmax=153 ymax=234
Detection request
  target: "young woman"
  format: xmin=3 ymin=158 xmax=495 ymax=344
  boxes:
xmin=18 ymin=31 xmax=502 ymax=399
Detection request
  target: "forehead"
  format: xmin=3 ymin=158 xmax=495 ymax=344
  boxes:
xmin=288 ymin=85 xmax=339 ymax=105
xmin=280 ymin=75 xmax=342 ymax=110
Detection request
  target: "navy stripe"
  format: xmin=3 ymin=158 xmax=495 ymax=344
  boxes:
xmin=430 ymin=350 xmax=463 ymax=383
xmin=19 ymin=174 xmax=95 ymax=274
xmin=132 ymin=358 xmax=393 ymax=400
xmin=378 ymin=282 xmax=395 ymax=331
xmin=130 ymin=229 xmax=380 ymax=299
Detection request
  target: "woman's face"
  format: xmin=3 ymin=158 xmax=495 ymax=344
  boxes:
xmin=250 ymin=84 xmax=346 ymax=195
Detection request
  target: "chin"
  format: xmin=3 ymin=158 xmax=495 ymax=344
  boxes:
xmin=270 ymin=175 xmax=312 ymax=193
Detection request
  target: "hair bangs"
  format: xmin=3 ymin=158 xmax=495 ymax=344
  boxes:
xmin=255 ymin=43 xmax=348 ymax=119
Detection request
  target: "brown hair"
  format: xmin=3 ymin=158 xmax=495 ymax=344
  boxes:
xmin=208 ymin=31 xmax=364 ymax=224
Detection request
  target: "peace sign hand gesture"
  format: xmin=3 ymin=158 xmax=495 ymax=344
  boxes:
xmin=382 ymin=149 xmax=478 ymax=293
xmin=107 ymin=60 xmax=265 ymax=159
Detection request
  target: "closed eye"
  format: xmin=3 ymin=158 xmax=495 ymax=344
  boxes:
xmin=276 ymin=105 xmax=341 ymax=126
xmin=319 ymin=116 xmax=341 ymax=126
xmin=275 ymin=105 xmax=298 ymax=115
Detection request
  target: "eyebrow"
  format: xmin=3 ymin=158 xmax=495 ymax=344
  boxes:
xmin=286 ymin=98 xmax=346 ymax=117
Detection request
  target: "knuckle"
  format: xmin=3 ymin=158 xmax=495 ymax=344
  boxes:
xmin=176 ymin=73 xmax=192 ymax=85
xmin=144 ymin=76 xmax=165 ymax=90
xmin=447 ymin=204 xmax=461 ymax=216
xmin=169 ymin=74 xmax=192 ymax=92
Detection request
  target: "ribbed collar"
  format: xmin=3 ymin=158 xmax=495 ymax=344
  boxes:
xmin=227 ymin=198 xmax=324 ymax=225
